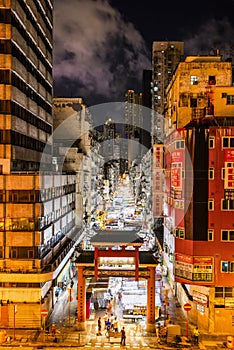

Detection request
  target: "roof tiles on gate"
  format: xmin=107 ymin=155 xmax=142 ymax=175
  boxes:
xmin=90 ymin=229 xmax=143 ymax=246
xmin=74 ymin=250 xmax=158 ymax=266
xmin=139 ymin=251 xmax=159 ymax=265
xmin=75 ymin=251 xmax=94 ymax=264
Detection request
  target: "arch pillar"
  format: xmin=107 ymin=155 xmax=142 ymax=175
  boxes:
xmin=146 ymin=266 xmax=156 ymax=333
xmin=77 ymin=266 xmax=86 ymax=331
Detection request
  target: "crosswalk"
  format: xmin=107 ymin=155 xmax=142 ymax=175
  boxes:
xmin=62 ymin=331 xmax=159 ymax=349
xmin=83 ymin=341 xmax=154 ymax=348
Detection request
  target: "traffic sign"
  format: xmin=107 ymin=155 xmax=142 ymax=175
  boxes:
xmin=183 ymin=303 xmax=192 ymax=311
xmin=41 ymin=309 xmax=48 ymax=317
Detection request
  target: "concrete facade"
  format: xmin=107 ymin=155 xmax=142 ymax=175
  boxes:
xmin=165 ymin=55 xmax=233 ymax=133
xmin=0 ymin=2 xmax=80 ymax=329
xmin=161 ymin=54 xmax=234 ymax=334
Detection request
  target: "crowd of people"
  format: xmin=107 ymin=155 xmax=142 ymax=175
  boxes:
xmin=96 ymin=296 xmax=127 ymax=346
xmin=97 ymin=311 xmax=119 ymax=335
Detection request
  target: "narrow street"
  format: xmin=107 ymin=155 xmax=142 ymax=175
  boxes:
xmin=0 ymin=177 xmax=228 ymax=350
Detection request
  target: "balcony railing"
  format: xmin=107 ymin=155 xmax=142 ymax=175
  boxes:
xmin=191 ymin=108 xmax=205 ymax=119
xmin=191 ymin=106 xmax=214 ymax=120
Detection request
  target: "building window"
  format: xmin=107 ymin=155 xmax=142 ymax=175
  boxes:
xmin=222 ymin=261 xmax=228 ymax=272
xmin=208 ymin=76 xmax=216 ymax=85
xmin=223 ymin=137 xmax=229 ymax=148
xmin=209 ymin=168 xmax=214 ymax=179
xmin=221 ymin=261 xmax=234 ymax=273
xmin=28 ymin=249 xmax=34 ymax=259
xmin=221 ymin=230 xmax=234 ymax=241
xmin=179 ymin=229 xmax=184 ymax=238
xmin=190 ymin=98 xmax=197 ymax=108
xmin=221 ymin=199 xmax=234 ymax=210
xmin=10 ymin=248 xmax=18 ymax=259
xmin=190 ymin=76 xmax=198 ymax=85
xmin=175 ymin=228 xmax=184 ymax=238
xmin=208 ymin=199 xmax=214 ymax=210
xmin=225 ymin=162 xmax=234 ymax=168
xmin=227 ymin=95 xmax=234 ymax=105
xmin=215 ymin=287 xmax=234 ymax=297
xmin=175 ymin=140 xmax=185 ymax=149
xmin=179 ymin=93 xmax=188 ymax=107
xmin=225 ymin=190 xmax=234 ymax=200
xmin=209 ymin=137 xmax=215 ymax=149
xmin=208 ymin=229 xmax=214 ymax=241
xmin=222 ymin=168 xmax=225 ymax=180
xmin=215 ymin=287 xmax=223 ymax=297
xmin=222 ymin=137 xmax=234 ymax=148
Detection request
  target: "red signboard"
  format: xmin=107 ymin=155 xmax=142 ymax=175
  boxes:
xmin=224 ymin=149 xmax=234 ymax=162
xmin=171 ymin=150 xmax=183 ymax=163
xmin=41 ymin=309 xmax=48 ymax=317
xmin=193 ymin=257 xmax=213 ymax=265
xmin=183 ymin=303 xmax=192 ymax=311
xmin=171 ymin=167 xmax=182 ymax=188
xmin=175 ymin=253 xmax=193 ymax=264
xmin=153 ymin=145 xmax=164 ymax=168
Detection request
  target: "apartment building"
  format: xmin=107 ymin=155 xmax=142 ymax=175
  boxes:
xmin=0 ymin=1 xmax=78 ymax=328
xmin=152 ymin=41 xmax=184 ymax=143
xmin=162 ymin=53 xmax=234 ymax=333
xmin=151 ymin=42 xmax=184 ymax=244
xmin=165 ymin=54 xmax=234 ymax=132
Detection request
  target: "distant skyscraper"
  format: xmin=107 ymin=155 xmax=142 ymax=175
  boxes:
xmin=152 ymin=41 xmax=184 ymax=143
xmin=142 ymin=70 xmax=152 ymax=109
xmin=124 ymin=90 xmax=142 ymax=139
xmin=103 ymin=117 xmax=116 ymax=157
xmin=141 ymin=70 xmax=152 ymax=151
xmin=124 ymin=90 xmax=142 ymax=168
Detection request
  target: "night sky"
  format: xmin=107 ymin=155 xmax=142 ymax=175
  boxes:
xmin=53 ymin=0 xmax=234 ymax=106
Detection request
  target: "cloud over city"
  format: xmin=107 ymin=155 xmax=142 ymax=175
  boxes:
xmin=53 ymin=0 xmax=234 ymax=105
xmin=184 ymin=18 xmax=234 ymax=57
xmin=53 ymin=0 xmax=151 ymax=105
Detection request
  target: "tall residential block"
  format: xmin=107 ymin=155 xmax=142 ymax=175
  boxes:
xmin=0 ymin=1 xmax=77 ymax=328
xmin=152 ymin=41 xmax=184 ymax=142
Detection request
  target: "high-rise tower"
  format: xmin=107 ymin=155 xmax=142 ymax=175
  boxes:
xmin=152 ymin=41 xmax=184 ymax=143
xmin=0 ymin=1 xmax=77 ymax=328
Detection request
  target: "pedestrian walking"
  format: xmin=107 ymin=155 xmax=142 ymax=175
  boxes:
xmin=118 ymin=292 xmax=122 ymax=305
xmin=106 ymin=300 xmax=112 ymax=315
xmin=113 ymin=316 xmax=118 ymax=332
xmin=105 ymin=318 xmax=111 ymax=331
xmin=94 ymin=299 xmax=99 ymax=311
xmin=120 ymin=326 xmax=126 ymax=346
xmin=113 ymin=295 xmax=117 ymax=311
xmin=55 ymin=288 xmax=59 ymax=301
xmin=103 ymin=312 xmax=108 ymax=323
xmin=97 ymin=317 xmax=102 ymax=335
xmin=110 ymin=313 xmax=115 ymax=329
xmin=193 ymin=326 xmax=200 ymax=345
xmin=51 ymin=323 xmax=57 ymax=337
xmin=164 ymin=314 xmax=170 ymax=327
